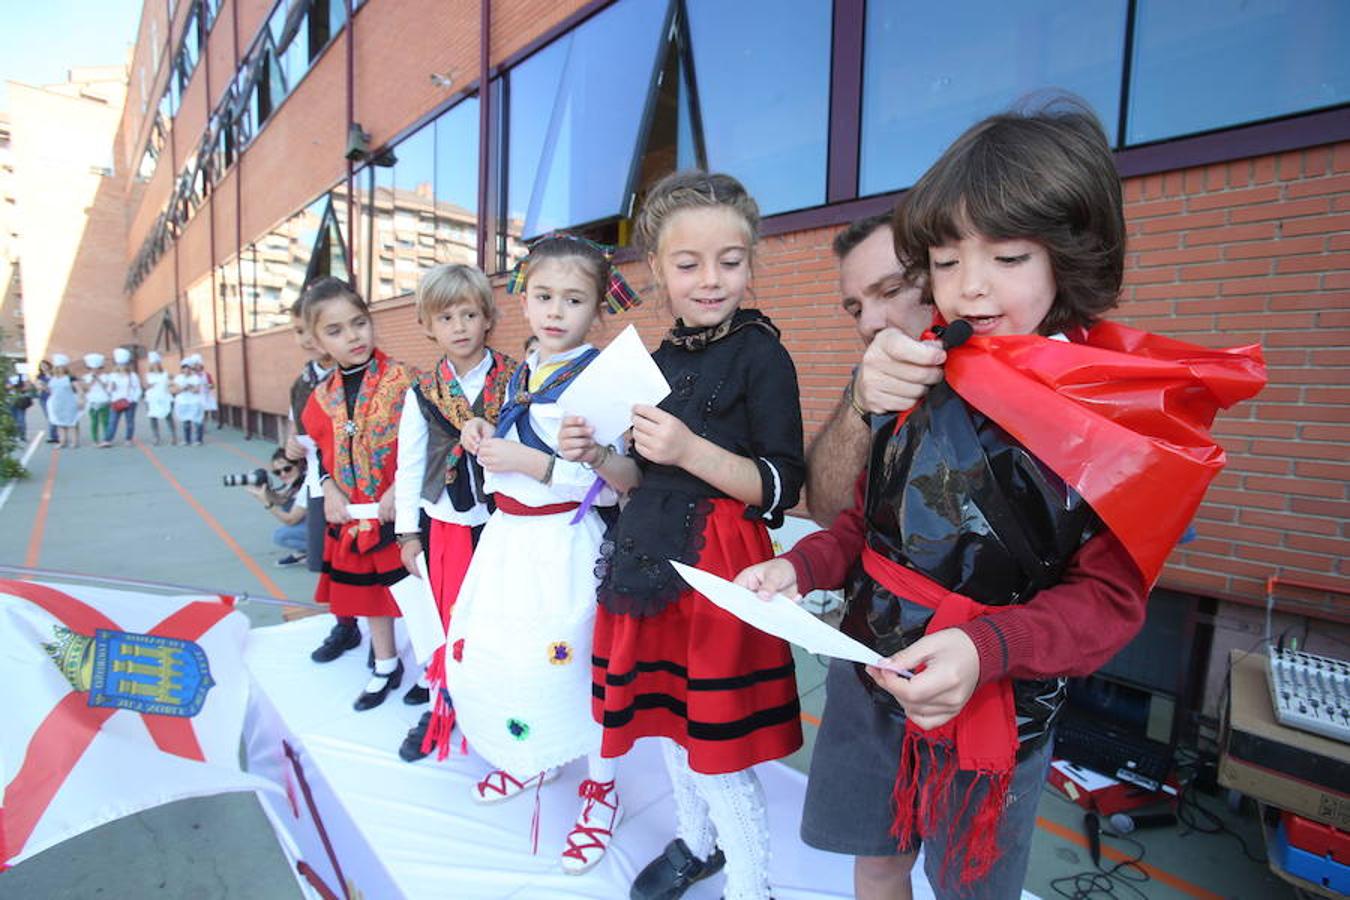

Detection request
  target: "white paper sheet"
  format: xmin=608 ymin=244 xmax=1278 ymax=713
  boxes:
xmin=668 ymin=561 xmax=913 ymax=676
xmin=388 ymin=556 xmax=445 ymax=665
xmin=346 ymin=502 xmax=379 ymax=519
xmin=558 ymin=325 xmax=670 ymax=445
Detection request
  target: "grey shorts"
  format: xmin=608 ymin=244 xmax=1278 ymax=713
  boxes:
xmin=800 ymin=658 xmax=1052 ymax=899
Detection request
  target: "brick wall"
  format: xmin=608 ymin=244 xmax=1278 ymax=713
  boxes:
xmin=1113 ymin=144 xmax=1350 ymax=614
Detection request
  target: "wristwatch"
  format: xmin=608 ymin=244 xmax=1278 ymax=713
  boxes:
xmin=846 ymin=369 xmax=869 ymax=422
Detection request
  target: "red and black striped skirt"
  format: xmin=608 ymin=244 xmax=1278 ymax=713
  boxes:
xmin=591 ymin=499 xmax=802 ymax=775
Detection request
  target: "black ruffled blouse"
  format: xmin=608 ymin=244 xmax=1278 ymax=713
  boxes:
xmin=597 ymin=308 xmax=805 ymax=617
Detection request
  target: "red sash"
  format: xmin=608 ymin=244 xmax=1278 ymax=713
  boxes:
xmin=861 ymin=546 xmax=1015 ymax=885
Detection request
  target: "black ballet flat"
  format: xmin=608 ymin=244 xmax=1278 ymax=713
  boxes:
xmin=402 ymin=683 xmax=431 ymax=705
xmin=630 ymin=838 xmax=726 ymax=900
xmin=354 ymin=660 xmax=404 ymax=711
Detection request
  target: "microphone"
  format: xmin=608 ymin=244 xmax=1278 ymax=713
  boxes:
xmin=1085 ymin=812 xmax=1101 ymax=866
xmin=1108 ymin=811 xmax=1177 ymax=835
xmin=936 ymin=319 xmax=973 ymax=349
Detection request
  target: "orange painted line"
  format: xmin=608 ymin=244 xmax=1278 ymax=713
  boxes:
xmin=23 ymin=447 xmax=60 ymax=567
xmin=1035 ymin=815 xmax=1223 ymax=900
xmin=800 ymin=710 xmax=821 ymax=727
xmin=136 ymin=441 xmax=288 ymax=600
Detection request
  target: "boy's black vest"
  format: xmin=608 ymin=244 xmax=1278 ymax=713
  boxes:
xmin=843 ymin=380 xmax=1100 ymax=752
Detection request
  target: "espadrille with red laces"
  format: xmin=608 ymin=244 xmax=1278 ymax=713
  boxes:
xmin=560 ymin=779 xmax=623 ymax=874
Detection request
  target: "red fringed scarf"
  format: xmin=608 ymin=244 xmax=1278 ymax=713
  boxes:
xmin=867 ymin=320 xmax=1266 ymax=884
xmin=863 ymin=546 xmax=1017 ymax=885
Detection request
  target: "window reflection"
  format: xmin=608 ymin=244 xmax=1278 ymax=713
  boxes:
xmin=434 ymin=97 xmax=479 ymax=267
xmin=1128 ymin=0 xmax=1350 ymax=145
xmin=506 ymin=0 xmax=667 ymax=240
xmin=681 ymin=0 xmax=829 ymax=215
xmin=859 ymin=0 xmax=1126 ymax=195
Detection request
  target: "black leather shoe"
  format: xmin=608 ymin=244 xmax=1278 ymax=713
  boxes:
xmin=403 ymin=683 xmax=431 ymax=705
xmin=630 ymin=838 xmax=725 ymax=900
xmin=354 ymin=661 xmax=404 ymax=711
xmin=399 ymin=712 xmax=433 ymax=762
xmin=310 ymin=620 xmax=361 ymax=663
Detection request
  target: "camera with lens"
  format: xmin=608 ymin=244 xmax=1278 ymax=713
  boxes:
xmin=222 ymin=468 xmax=270 ymax=487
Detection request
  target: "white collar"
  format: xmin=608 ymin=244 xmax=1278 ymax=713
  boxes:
xmin=529 ymin=343 xmax=593 ymax=370
xmin=447 ymin=350 xmax=493 ymax=382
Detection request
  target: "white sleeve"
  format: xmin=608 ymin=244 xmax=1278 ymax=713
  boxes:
xmin=394 ymin=386 xmax=428 ymax=535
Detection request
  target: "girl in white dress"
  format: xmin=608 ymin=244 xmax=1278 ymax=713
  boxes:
xmin=143 ymin=351 xmax=175 ymax=445
xmin=45 ymin=354 xmax=81 ymax=448
xmin=450 ymin=235 xmax=639 ymax=874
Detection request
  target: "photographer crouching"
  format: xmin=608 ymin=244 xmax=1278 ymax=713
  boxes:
xmin=243 ymin=448 xmax=309 ymax=566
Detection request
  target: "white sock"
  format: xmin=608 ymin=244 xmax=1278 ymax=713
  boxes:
xmin=417 ymin=673 xmax=431 ymax=689
xmin=661 ymin=739 xmax=717 ymax=861
xmin=364 ymin=656 xmax=398 ymax=693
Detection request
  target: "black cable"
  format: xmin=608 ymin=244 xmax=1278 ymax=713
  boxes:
xmin=1048 ymin=830 xmax=1150 ymax=900
xmin=1042 ymin=787 xmax=1153 ymax=900
xmin=1175 ymin=777 xmax=1267 ymax=864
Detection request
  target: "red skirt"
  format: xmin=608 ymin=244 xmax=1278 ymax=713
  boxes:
xmin=422 ymin=519 xmax=477 ymax=759
xmin=592 ymin=499 xmax=803 ymax=774
xmin=315 ymin=521 xmax=404 ymax=617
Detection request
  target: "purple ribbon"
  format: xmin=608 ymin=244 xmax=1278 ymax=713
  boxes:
xmin=569 ymin=476 xmax=607 ymax=525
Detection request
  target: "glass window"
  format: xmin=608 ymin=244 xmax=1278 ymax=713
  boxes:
xmin=218 ymin=259 xmax=242 ymax=338
xmin=506 ymin=0 xmax=667 ymax=239
xmin=434 ymin=96 xmax=479 ymax=266
xmin=859 ymin=0 xmax=1127 ymax=196
xmin=393 ymin=123 xmax=435 ymax=297
xmin=367 ymin=164 xmax=396 ymax=300
xmin=309 ymin=0 xmax=346 ymax=58
xmin=680 ymin=0 xmax=830 ymax=216
xmin=180 ymin=7 xmax=200 ymax=83
xmin=1127 ymin=0 xmax=1350 ymax=145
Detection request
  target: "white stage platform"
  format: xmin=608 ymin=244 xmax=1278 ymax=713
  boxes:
xmin=244 ymin=616 xmax=882 ymax=900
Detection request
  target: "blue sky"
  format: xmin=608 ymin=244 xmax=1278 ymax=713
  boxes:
xmin=0 ymin=0 xmax=145 ymax=109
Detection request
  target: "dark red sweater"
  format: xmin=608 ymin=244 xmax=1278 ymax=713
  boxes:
xmin=785 ymin=473 xmax=1148 ymax=687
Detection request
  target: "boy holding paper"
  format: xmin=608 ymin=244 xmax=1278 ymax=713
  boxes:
xmin=392 ymin=264 xmax=515 ymax=762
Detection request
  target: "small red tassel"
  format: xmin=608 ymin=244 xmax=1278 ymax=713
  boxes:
xmin=956 ymin=768 xmax=1011 ymax=885
xmin=529 ymin=772 xmax=546 ymax=855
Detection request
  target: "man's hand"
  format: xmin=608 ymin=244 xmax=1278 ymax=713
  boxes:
xmin=733 ymin=559 xmax=801 ymax=601
xmin=866 ymin=628 xmax=981 ymax=731
xmin=854 ymin=329 xmax=946 ymax=415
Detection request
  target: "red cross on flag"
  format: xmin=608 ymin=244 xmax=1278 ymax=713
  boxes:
xmin=0 ymin=579 xmax=276 ymax=869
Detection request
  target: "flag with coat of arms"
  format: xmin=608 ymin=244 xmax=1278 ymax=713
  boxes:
xmin=0 ymin=579 xmax=276 ymax=869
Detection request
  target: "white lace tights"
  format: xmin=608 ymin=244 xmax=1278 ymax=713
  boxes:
xmin=660 ymin=739 xmax=771 ymax=900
